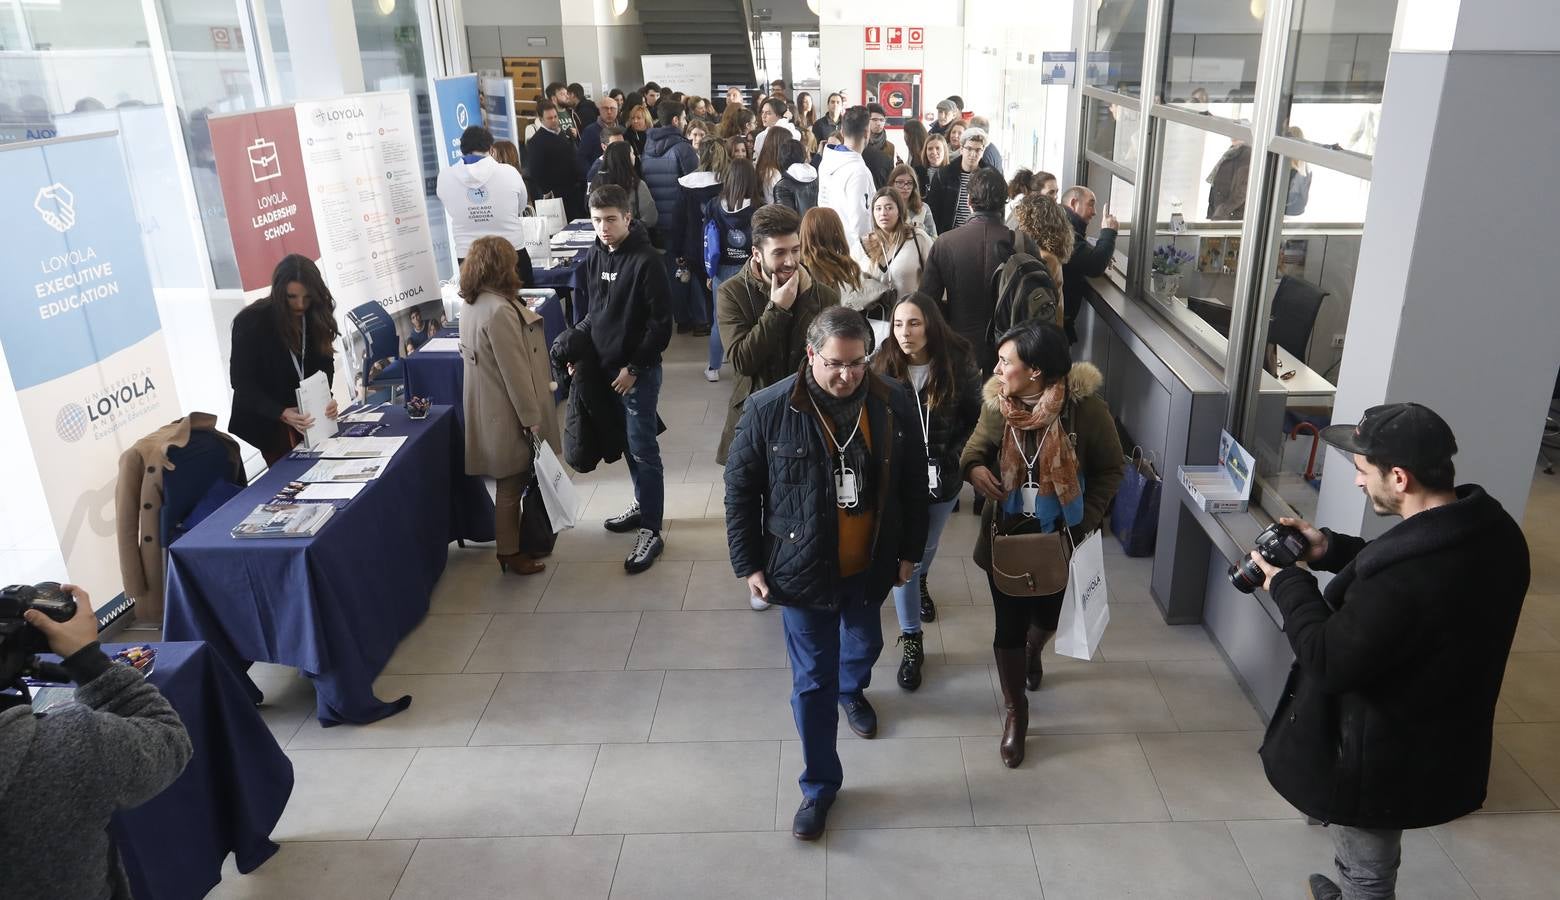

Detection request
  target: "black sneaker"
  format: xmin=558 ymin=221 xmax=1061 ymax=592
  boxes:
xmin=896 ymin=631 xmax=925 ymax=691
xmin=1305 ymin=874 xmax=1342 ymax=900
xmin=792 ymin=795 xmax=834 ymax=841
xmin=918 ymin=572 xmax=937 ymax=623
xmin=604 ymin=502 xmax=642 ymax=533
xmin=841 ymin=692 xmax=877 ymax=738
xmin=624 ymin=528 xmax=664 ymax=574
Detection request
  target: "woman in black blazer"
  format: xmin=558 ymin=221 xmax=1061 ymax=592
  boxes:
xmin=229 ymin=255 xmax=340 ymax=465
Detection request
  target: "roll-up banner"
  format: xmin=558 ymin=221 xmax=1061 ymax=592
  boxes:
xmin=481 ymin=76 xmax=518 ymax=145
xmin=207 ymin=91 xmax=440 ymax=317
xmin=433 ymin=73 xmax=482 ymax=168
xmin=0 ymin=132 xmax=181 ymax=611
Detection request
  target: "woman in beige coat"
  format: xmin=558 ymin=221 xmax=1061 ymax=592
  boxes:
xmin=458 ymin=236 xmax=562 ymax=575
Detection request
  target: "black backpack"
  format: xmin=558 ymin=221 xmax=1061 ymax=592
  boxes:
xmin=986 ymin=229 xmax=1062 ymax=347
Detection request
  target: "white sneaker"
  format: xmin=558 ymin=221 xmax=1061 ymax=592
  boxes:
xmin=704 ymin=367 xmax=720 ymax=383
xmin=749 ymin=594 xmax=772 ymax=611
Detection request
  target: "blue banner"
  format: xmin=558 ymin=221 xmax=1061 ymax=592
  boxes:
xmin=433 ymin=74 xmax=482 ymax=168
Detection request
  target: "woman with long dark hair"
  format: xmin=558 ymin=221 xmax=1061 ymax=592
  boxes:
xmin=960 ymin=321 xmax=1123 ymax=768
xmin=872 ymin=293 xmax=982 ymax=690
xmin=796 ymin=91 xmax=816 ymax=130
xmin=590 ymin=141 xmax=657 ymax=229
xmin=754 ymin=125 xmax=795 ymax=203
xmin=702 ymin=160 xmax=764 ymax=381
xmin=458 ymin=236 xmax=560 ymax=576
xmin=228 ymin=254 xmax=340 ymax=465
xmin=902 ymin=119 xmax=929 ymax=185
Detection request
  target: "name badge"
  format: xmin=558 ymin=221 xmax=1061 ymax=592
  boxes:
xmin=927 ymin=462 xmax=940 ymax=492
xmin=1021 ymin=482 xmax=1040 ymax=516
xmin=836 ymin=467 xmax=859 ymax=508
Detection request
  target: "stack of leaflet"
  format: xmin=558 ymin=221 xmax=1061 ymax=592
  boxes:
xmin=551 ymin=223 xmax=596 ymax=252
xmin=231 ymin=502 xmax=335 ymax=539
xmin=298 ymin=435 xmax=407 ymax=484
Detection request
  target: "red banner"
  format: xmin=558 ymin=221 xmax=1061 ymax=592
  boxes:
xmin=208 ymin=107 xmax=321 ymax=294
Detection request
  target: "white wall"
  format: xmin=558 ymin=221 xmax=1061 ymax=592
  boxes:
xmin=462 ymin=0 xmax=564 ymax=74
xmin=561 ymin=0 xmax=645 ymax=96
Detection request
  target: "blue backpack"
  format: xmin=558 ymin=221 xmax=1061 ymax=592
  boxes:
xmin=703 ymin=200 xmax=752 ymax=278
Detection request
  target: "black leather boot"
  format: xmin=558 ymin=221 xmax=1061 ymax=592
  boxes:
xmin=994 ymin=647 xmax=1029 ymax=768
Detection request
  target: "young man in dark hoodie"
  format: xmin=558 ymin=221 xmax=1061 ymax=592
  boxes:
xmin=575 ymin=184 xmax=674 ymax=572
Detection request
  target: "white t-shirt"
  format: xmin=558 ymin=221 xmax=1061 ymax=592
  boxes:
xmin=909 ymin=363 xmax=931 ymax=393
xmin=435 ymin=156 xmax=531 ymax=258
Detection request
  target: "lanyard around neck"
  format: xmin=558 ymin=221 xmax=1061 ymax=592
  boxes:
xmin=809 ymin=393 xmax=863 ymax=455
xmin=913 ymin=379 xmax=932 ymax=449
xmin=290 ymin=314 xmax=307 ymax=381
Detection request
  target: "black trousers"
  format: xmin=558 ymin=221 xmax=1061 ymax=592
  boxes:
xmin=988 ymin=572 xmax=1064 ymax=649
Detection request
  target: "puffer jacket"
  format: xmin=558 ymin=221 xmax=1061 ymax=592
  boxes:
xmin=883 ymin=355 xmax=983 ymax=504
xmin=641 ymin=125 xmax=699 ymax=255
xmin=724 ymin=371 xmax=930 ymax=610
xmin=959 ymin=362 xmax=1124 ymax=569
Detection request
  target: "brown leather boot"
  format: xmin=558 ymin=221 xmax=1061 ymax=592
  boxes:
xmin=994 ymin=647 xmax=1029 ymax=768
xmin=497 ymin=552 xmax=545 ymax=575
xmin=1024 ymin=626 xmax=1055 ymax=691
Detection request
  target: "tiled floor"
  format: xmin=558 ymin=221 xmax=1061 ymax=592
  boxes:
xmin=208 ymin=335 xmax=1560 ymax=899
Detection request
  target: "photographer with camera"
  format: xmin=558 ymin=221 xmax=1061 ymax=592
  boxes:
xmin=1240 ymin=403 xmax=1529 ymax=900
xmin=1 ymin=584 xmax=192 ymax=900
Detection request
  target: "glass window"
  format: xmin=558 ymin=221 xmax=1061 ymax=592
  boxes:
xmin=1162 ymin=0 xmax=1266 ymax=107
xmin=1278 ymin=0 xmax=1398 ymax=155
xmin=1243 ymin=163 xmax=1370 ymax=520
xmin=1081 ymin=161 xmax=1134 ymax=269
xmin=1084 ymin=97 xmax=1141 ymax=168
xmin=790 ymin=31 xmax=820 ymax=94
xmin=1091 ymin=0 xmax=1149 ymax=96
xmin=757 ymin=30 xmax=783 ymax=92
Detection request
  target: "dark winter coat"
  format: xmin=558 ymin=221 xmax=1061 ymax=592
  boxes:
xmin=641 ymin=125 xmax=699 ymax=256
xmin=887 ymin=356 xmax=983 ymax=504
xmin=1261 ymin=485 xmax=1529 ymax=830
xmin=919 ymin=213 xmax=1038 ymax=373
xmin=925 ymin=158 xmax=996 ymax=235
xmin=1061 ymin=207 xmax=1117 ymax=342
xmin=575 ymin=98 xmax=600 ymax=130
xmin=525 ymin=127 xmax=586 ymax=220
xmin=550 ymin=327 xmax=665 ymax=473
xmin=724 ymin=371 xmax=930 ymax=610
xmin=575 ymin=220 xmax=672 ymax=373
xmin=228 ymin=300 xmax=333 ymax=462
xmin=677 ymin=171 xmax=723 ymax=279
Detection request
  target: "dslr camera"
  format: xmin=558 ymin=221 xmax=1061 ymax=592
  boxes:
xmin=1228 ymin=524 xmax=1310 ymax=594
xmin=1 ymin=582 xmax=78 ymax=688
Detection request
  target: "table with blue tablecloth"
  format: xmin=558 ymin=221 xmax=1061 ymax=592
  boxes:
xmin=404 ymin=291 xmax=569 ymax=419
xmin=97 ymin=640 xmax=293 ymax=900
xmin=163 ymin=405 xmax=494 ymax=726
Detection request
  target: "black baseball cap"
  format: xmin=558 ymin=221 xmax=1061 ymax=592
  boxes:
xmin=1320 ymin=402 xmax=1458 ymax=471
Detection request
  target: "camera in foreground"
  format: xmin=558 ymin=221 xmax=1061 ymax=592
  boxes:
xmin=1228 ymin=524 xmax=1310 ymax=593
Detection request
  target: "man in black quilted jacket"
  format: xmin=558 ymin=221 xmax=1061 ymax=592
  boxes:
xmin=723 ymin=306 xmax=928 ymax=841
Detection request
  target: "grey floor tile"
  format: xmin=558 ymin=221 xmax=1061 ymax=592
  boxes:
xmin=372 ymin=745 xmax=599 ymax=838
xmin=1495 ymin=723 xmax=1560 ymax=807
xmin=575 ymin=741 xmax=780 ymax=834
xmin=1500 ymin=652 xmax=1560 ymax=721
xmin=1432 ymin=812 xmax=1560 ymax=899
xmin=1137 ymin=731 xmax=1300 ymax=821
xmin=1025 ymin=657 xmax=1180 ymax=734
xmin=1482 ymin=739 xmax=1558 ymax=811
xmin=935 ymin=600 xmax=1001 ymax=666
xmin=626 ymin=610 xmax=788 ymax=670
xmin=251 ymin=665 xmax=315 ymax=746
xmin=1097 ymin=603 xmax=1222 ymax=662
xmin=682 ymin=558 xmax=755 ymax=610
xmin=1149 ymin=659 xmax=1265 ymax=731
xmin=538 ymin=523 xmax=647 ymax=563
xmin=649 ymin=668 xmax=797 ymax=742
xmin=429 ymin=551 xmax=553 ymax=613
xmin=381 ymin=614 xmax=492 ymax=674
xmin=826 ymin=826 xmax=1042 ymax=899
xmin=390 ymin=836 xmax=623 ymax=900
xmin=1031 ymin=821 xmax=1261 ymax=899
xmin=857 ymin=664 xmax=1000 ymax=738
xmin=681 ymin=450 xmax=727 ymax=485
xmin=774 ymin=737 xmax=974 ymax=829
xmin=206 ymin=839 xmax=416 ymax=900
xmin=272 ymin=749 xmax=415 ymax=840
xmin=535 ymin=560 xmax=692 ymax=612
xmin=464 ymin=611 xmax=642 ymax=672
xmin=288 ymin=674 xmax=499 ymax=750
xmin=471 ymin=670 xmax=665 ymax=745
xmin=660 ymin=516 xmax=734 ymax=560
xmin=1227 ymin=819 xmax=1476 ymax=900
xmin=919 ymin=554 xmax=977 ymax=607
xmin=611 ymin=831 xmax=825 ymax=899
xmin=584 ymin=481 xmax=712 ymax=521
xmin=962 ymin=733 xmax=1170 ymax=825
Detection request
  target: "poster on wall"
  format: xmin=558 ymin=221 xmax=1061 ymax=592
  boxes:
xmin=208 ymin=92 xmax=441 ymax=318
xmin=640 ymin=54 xmax=712 ymax=98
xmin=862 ymin=70 xmax=922 ymax=128
xmin=1041 ymin=51 xmax=1077 ymax=86
xmin=481 ymin=76 xmax=518 ymax=144
xmin=0 ymin=132 xmax=181 ymax=612
xmin=432 ymin=73 xmax=482 ymax=168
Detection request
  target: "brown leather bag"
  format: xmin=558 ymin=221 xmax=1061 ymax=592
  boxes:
xmin=989 ymin=521 xmax=1072 ymax=597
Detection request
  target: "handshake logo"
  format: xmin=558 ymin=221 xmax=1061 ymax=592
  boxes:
xmin=35 ymin=183 xmax=76 ymax=233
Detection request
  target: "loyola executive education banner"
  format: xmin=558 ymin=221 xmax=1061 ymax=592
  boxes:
xmin=0 ymin=133 xmax=181 ymax=610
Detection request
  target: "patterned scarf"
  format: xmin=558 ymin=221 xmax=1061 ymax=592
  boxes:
xmin=998 ymin=379 xmax=1083 ymax=526
xmin=805 ymin=367 xmax=874 ymax=516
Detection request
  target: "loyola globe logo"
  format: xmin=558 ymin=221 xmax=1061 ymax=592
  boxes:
xmin=56 ymin=402 xmax=90 ymax=443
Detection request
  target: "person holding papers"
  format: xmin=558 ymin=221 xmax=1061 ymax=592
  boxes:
xmin=458 ymin=236 xmax=562 ymax=576
xmin=229 ymin=255 xmax=339 ymax=465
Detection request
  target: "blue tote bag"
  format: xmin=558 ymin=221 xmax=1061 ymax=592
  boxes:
xmin=1111 ymin=447 xmax=1161 ymax=558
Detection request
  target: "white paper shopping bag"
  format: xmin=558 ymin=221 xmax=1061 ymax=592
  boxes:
xmin=1055 ymin=531 xmax=1109 ymax=660
xmin=518 ymin=216 xmax=551 ymax=265
xmin=533 ymin=196 xmax=567 ymax=235
xmin=532 ymin=438 xmax=577 ymax=533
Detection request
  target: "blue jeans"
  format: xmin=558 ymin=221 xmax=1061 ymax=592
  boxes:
xmin=709 ymin=264 xmax=743 ymax=370
xmin=891 ymin=495 xmax=956 ymax=634
xmin=780 ymin=575 xmax=884 ymax=802
xmin=618 ymin=363 xmax=665 ymax=533
xmin=1331 ymin=825 xmax=1402 ymax=899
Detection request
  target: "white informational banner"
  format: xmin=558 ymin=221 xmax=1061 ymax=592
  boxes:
xmin=641 ymin=54 xmax=712 ymax=98
xmin=0 ymin=132 xmax=182 ymax=611
xmin=291 ymin=92 xmax=441 ymax=318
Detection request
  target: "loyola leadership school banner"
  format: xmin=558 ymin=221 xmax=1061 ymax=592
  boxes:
xmin=0 ymin=133 xmax=181 ymax=611
xmin=207 ymin=91 xmax=440 ymax=315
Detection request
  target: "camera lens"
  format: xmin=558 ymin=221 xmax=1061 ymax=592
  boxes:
xmin=1227 ymin=557 xmax=1265 ymax=594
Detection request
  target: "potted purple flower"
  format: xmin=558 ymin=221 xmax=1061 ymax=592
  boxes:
xmin=1150 ymin=244 xmax=1195 ymax=300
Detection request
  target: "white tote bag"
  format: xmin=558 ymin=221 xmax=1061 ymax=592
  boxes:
xmin=533 ymin=196 xmax=568 ymax=235
xmin=518 ymin=216 xmax=552 ymax=266
xmin=531 ymin=438 xmax=578 ymax=533
xmin=1054 ymin=531 xmax=1110 ymax=660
